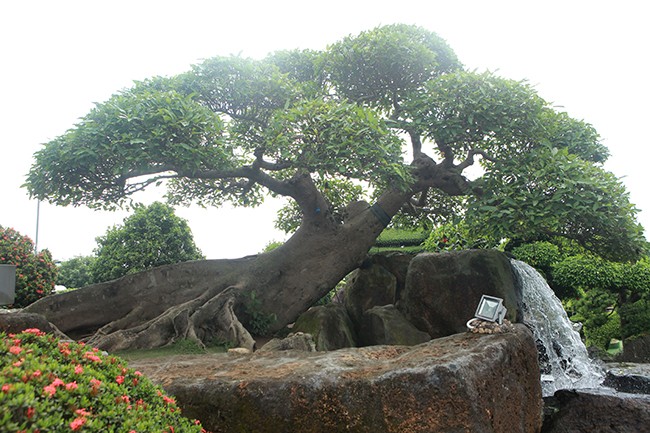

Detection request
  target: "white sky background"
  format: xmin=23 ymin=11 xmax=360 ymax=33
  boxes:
xmin=0 ymin=0 xmax=648 ymax=261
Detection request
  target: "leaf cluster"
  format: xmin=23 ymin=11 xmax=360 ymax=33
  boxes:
xmin=0 ymin=329 xmax=207 ymax=432
xmin=91 ymin=202 xmax=204 ymax=283
xmin=0 ymin=226 xmax=57 ymax=308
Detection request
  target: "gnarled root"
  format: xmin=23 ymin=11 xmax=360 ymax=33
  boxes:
xmin=86 ymin=286 xmax=254 ymax=353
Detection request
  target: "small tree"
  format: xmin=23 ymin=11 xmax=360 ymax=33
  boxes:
xmin=92 ymin=202 xmax=204 ymax=282
xmin=56 ymin=255 xmax=97 ymax=289
xmin=0 ymin=226 xmax=57 ymax=307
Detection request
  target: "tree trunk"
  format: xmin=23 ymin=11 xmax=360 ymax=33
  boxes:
xmin=25 ymin=194 xmax=400 ymax=352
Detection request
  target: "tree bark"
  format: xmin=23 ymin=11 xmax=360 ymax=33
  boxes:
xmin=25 ymin=192 xmax=401 ymax=352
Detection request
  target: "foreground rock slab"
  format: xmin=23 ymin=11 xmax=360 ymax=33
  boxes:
xmin=130 ymin=325 xmax=542 ymax=433
xmin=542 ymin=389 xmax=650 ymax=433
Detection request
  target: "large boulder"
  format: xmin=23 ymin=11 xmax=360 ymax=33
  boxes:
xmin=399 ymin=250 xmax=521 ymax=339
xmin=130 ymin=324 xmax=542 ymax=433
xmin=618 ymin=334 xmax=650 ymax=363
xmin=344 ymin=262 xmax=397 ymax=327
xmin=292 ymin=304 xmax=357 ymax=351
xmin=542 ymin=389 xmax=650 ymax=433
xmin=358 ymin=305 xmax=431 ymax=346
xmin=0 ymin=310 xmax=69 ymax=339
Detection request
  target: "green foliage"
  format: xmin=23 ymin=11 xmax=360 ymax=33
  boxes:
xmin=26 ymin=77 xmax=228 ymax=210
xmin=510 ymin=242 xmax=563 ymax=271
xmin=92 ymin=202 xmax=204 ymax=283
xmin=423 ymin=220 xmax=499 ymax=252
xmin=243 ymin=291 xmax=277 ymax=336
xmin=0 ymin=329 xmax=207 ymax=432
xmin=467 ymin=145 xmax=645 ymax=262
xmin=325 ymin=24 xmax=461 ymax=110
xmin=57 ymin=256 xmax=97 ymax=289
xmin=24 ymin=24 xmax=646 ymax=265
xmin=618 ymin=299 xmax=650 ymax=339
xmin=0 ymin=226 xmax=57 ymax=308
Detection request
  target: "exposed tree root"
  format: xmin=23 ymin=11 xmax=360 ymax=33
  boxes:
xmin=86 ymin=286 xmax=254 ymax=352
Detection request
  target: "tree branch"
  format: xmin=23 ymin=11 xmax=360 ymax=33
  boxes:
xmin=456 ymin=149 xmax=497 ymax=170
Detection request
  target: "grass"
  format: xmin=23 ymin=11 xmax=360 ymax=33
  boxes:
xmin=115 ymin=339 xmax=227 ymax=361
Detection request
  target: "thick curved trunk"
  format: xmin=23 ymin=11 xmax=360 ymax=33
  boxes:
xmin=26 ymin=195 xmax=401 ymax=352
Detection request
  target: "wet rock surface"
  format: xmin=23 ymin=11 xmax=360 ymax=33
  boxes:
xmin=130 ymin=325 xmax=542 ymax=433
xmin=542 ymin=388 xmax=650 ymax=433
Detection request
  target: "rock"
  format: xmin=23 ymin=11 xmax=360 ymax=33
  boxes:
xmin=0 ymin=309 xmax=69 ymax=339
xmin=399 ymin=250 xmax=520 ymax=339
xmin=618 ymin=334 xmax=650 ymax=363
xmin=368 ymin=252 xmax=416 ymax=301
xmin=542 ymin=389 xmax=650 ymax=433
xmin=257 ymin=332 xmax=316 ymax=352
xmin=130 ymin=324 xmax=542 ymax=433
xmin=292 ymin=304 xmax=357 ymax=351
xmin=358 ymin=305 xmax=431 ymax=346
xmin=602 ymin=367 xmax=650 ymax=395
xmin=344 ymin=262 xmax=397 ymax=327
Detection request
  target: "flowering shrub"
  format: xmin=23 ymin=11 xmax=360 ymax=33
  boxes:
xmin=0 ymin=329 xmax=209 ymax=432
xmin=0 ymin=226 xmax=57 ymax=307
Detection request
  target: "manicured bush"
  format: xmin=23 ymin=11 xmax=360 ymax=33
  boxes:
xmin=0 ymin=226 xmax=57 ymax=308
xmin=56 ymin=256 xmax=97 ymax=289
xmin=0 ymin=329 xmax=208 ymax=432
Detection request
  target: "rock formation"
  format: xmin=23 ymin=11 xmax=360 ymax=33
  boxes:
xmin=130 ymin=324 xmax=542 ymax=433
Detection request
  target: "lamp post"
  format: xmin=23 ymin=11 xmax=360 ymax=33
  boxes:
xmin=35 ymin=200 xmax=40 ymax=253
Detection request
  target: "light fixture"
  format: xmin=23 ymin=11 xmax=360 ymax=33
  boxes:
xmin=466 ymin=295 xmax=507 ymax=329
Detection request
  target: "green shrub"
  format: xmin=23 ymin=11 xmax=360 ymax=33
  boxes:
xmin=0 ymin=226 xmax=57 ymax=308
xmin=510 ymin=241 xmax=563 ymax=275
xmin=0 ymin=329 xmax=208 ymax=432
xmin=619 ymin=298 xmax=650 ymax=340
xmin=57 ymin=256 xmax=97 ymax=289
xmin=92 ymin=202 xmax=204 ymax=283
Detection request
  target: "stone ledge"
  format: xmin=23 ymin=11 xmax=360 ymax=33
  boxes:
xmin=130 ymin=324 xmax=542 ymax=433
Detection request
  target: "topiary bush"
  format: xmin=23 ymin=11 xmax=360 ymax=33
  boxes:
xmin=0 ymin=226 xmax=57 ymax=308
xmin=0 ymin=329 xmax=209 ymax=432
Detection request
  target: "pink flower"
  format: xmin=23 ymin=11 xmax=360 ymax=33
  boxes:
xmin=32 ymin=370 xmax=42 ymax=379
xmin=74 ymin=365 xmax=84 ymax=374
xmin=26 ymin=407 xmax=35 ymax=419
xmin=12 ymin=359 xmax=24 ymax=367
xmin=133 ymin=371 xmax=143 ymax=376
xmin=23 ymin=328 xmax=45 ymax=336
xmin=43 ymin=385 xmax=56 ymax=397
xmin=51 ymin=378 xmax=64 ymax=387
xmin=90 ymin=378 xmax=101 ymax=388
xmin=83 ymin=351 xmax=102 ymax=363
xmin=116 ymin=375 xmax=125 ymax=384
xmin=75 ymin=409 xmax=91 ymax=417
xmin=2 ymin=384 xmax=11 ymax=393
xmin=66 ymin=381 xmax=78 ymax=390
xmin=9 ymin=345 xmax=22 ymax=355
xmin=162 ymin=395 xmax=176 ymax=405
xmin=70 ymin=417 xmax=86 ymax=431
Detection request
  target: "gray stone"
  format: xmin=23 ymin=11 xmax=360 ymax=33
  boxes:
xmin=618 ymin=334 xmax=650 ymax=363
xmin=542 ymin=389 xmax=650 ymax=433
xmin=0 ymin=310 xmax=69 ymax=339
xmin=292 ymin=304 xmax=356 ymax=351
xmin=399 ymin=250 xmax=521 ymax=339
xmin=358 ymin=304 xmax=431 ymax=346
xmin=344 ymin=262 xmax=397 ymax=327
xmin=257 ymin=332 xmax=316 ymax=352
xmin=130 ymin=324 xmax=542 ymax=433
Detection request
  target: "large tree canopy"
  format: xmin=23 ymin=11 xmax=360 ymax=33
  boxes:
xmin=24 ymin=24 xmax=646 ymax=351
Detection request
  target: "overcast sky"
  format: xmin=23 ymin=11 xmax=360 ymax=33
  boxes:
xmin=1 ymin=0 xmax=648 ymax=261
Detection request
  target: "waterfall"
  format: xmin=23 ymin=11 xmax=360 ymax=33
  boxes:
xmin=511 ymin=259 xmax=604 ymax=397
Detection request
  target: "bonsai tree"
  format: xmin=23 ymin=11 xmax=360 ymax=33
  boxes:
xmin=24 ymin=24 xmax=645 ymax=351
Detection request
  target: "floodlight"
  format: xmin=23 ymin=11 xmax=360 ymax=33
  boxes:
xmin=466 ymin=295 xmax=507 ymax=330
xmin=0 ymin=264 xmax=16 ymax=306
xmin=475 ymin=295 xmax=507 ymax=324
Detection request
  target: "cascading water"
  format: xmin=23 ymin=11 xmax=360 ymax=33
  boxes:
xmin=511 ymin=259 xmax=604 ymax=396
